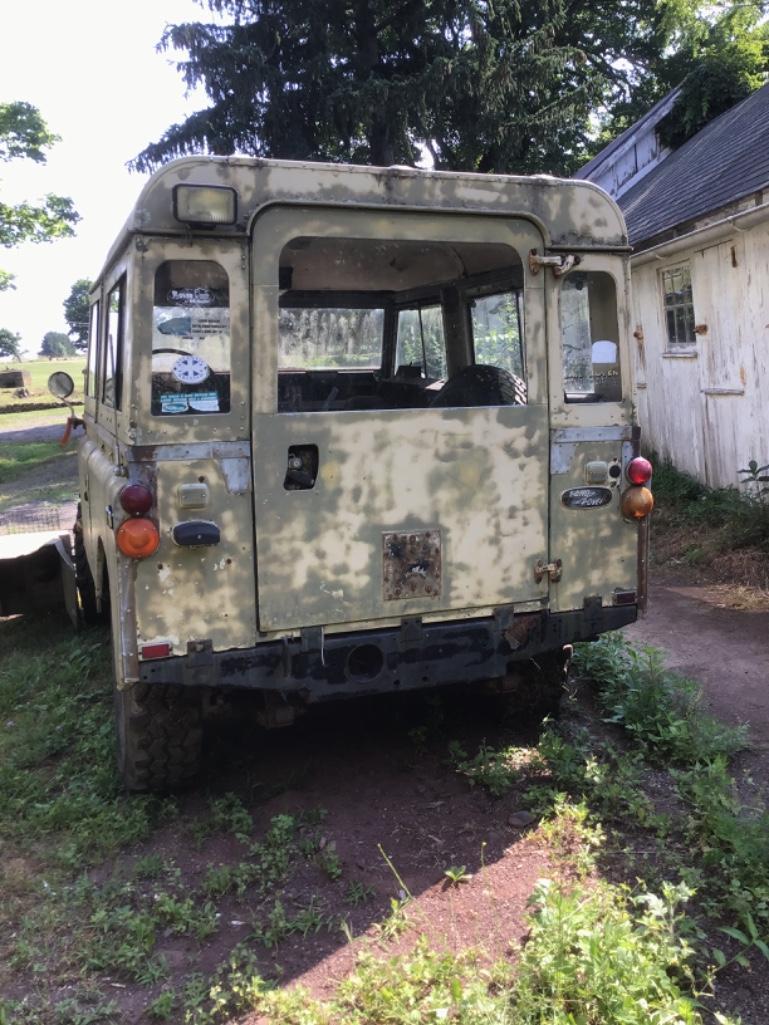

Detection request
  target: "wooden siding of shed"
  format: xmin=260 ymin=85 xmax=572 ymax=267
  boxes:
xmin=631 ymin=220 xmax=769 ymax=488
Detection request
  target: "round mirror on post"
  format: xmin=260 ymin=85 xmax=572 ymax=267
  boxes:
xmin=48 ymin=371 xmax=75 ymax=400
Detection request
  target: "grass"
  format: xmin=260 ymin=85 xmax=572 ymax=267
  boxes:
xmin=1 ymin=611 xmax=764 ymax=1025
xmin=0 ymin=358 xmax=86 ymax=409
xmin=0 ymin=442 xmax=65 ymax=485
xmin=0 ymin=617 xmax=153 ymax=867
xmin=0 ymin=407 xmax=70 ymax=432
xmin=0 ymin=477 xmax=78 ymax=517
xmin=651 ymin=456 xmax=769 ymax=572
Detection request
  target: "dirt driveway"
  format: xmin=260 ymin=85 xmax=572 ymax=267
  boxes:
xmin=626 ymin=576 xmax=769 ymax=792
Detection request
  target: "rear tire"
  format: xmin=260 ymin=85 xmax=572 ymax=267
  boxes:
xmin=491 ymin=647 xmax=571 ymax=719
xmin=115 ymin=682 xmax=203 ymax=792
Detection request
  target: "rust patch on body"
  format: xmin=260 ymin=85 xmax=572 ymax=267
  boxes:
xmin=383 ymin=530 xmax=441 ymax=601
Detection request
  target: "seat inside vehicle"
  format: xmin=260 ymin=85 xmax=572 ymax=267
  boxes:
xmin=277 ymin=236 xmax=528 ymax=413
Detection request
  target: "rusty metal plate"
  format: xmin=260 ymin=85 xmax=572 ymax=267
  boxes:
xmin=383 ymin=530 xmax=441 ymax=601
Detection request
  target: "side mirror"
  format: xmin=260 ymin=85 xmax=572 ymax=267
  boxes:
xmin=48 ymin=371 xmax=75 ymax=400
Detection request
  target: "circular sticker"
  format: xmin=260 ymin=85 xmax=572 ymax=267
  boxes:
xmin=171 ymin=354 xmax=210 ymax=385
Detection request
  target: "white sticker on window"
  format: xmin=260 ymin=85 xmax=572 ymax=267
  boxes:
xmin=152 ymin=261 xmax=231 ymax=416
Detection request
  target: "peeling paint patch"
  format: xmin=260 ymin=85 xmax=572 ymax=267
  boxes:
xmin=383 ymin=530 xmax=441 ymax=601
xmin=220 ymin=457 xmax=251 ymax=494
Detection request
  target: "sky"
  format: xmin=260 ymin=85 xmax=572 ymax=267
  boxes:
xmin=1 ymin=0 xmax=215 ymax=356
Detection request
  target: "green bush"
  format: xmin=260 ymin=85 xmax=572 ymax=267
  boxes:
xmin=573 ymin=634 xmax=745 ymax=764
xmin=650 ymin=455 xmax=769 ymax=552
xmin=512 ymin=879 xmax=724 ymax=1025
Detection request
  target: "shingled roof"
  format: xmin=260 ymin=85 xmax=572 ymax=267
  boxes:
xmin=574 ymin=87 xmax=680 ymax=184
xmin=619 ymin=81 xmax=769 ymax=248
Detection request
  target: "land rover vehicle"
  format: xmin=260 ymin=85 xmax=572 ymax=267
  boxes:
xmin=53 ymin=158 xmax=653 ymax=791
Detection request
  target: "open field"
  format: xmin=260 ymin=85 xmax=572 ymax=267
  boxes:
xmin=1 ymin=609 xmax=767 ymax=1025
xmin=0 ymin=358 xmax=86 ymax=410
xmin=0 ymin=408 xmax=70 ymax=433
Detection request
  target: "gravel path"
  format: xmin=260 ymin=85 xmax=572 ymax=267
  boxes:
xmin=2 ymin=422 xmax=71 ymax=444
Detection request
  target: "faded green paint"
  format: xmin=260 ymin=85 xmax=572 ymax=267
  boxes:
xmin=548 ymin=435 xmax=637 ymax=612
xmin=77 ymin=157 xmax=640 ymax=680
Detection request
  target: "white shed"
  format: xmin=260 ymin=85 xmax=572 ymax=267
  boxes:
xmin=577 ymin=83 xmax=769 ymax=489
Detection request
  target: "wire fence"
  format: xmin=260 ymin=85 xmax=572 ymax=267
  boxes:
xmin=0 ymin=505 xmax=64 ymax=535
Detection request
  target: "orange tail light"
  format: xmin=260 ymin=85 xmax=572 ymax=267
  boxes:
xmin=621 ymin=486 xmax=654 ymax=520
xmin=116 ymin=517 xmax=160 ymax=558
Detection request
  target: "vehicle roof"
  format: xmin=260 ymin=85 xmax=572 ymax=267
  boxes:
xmin=97 ymin=156 xmax=628 ymax=283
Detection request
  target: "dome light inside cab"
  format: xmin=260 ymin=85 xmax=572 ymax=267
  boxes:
xmin=173 ymin=185 xmax=237 ymax=226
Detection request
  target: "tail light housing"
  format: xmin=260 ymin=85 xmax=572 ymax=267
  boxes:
xmin=116 ymin=482 xmax=159 ymax=558
xmin=116 ymin=517 xmax=160 ymax=558
xmin=621 ymin=485 xmax=654 ymax=520
xmin=119 ymin=483 xmax=153 ymax=515
xmin=626 ymin=457 xmax=653 ymax=486
xmin=622 ymin=456 xmax=654 ymax=520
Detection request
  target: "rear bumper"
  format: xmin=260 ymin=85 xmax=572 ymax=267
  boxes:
xmin=139 ymin=600 xmax=636 ymax=702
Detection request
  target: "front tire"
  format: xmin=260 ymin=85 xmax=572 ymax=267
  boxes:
xmin=73 ymin=507 xmax=106 ymax=625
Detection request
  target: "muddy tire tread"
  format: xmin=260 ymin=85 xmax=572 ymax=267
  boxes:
xmin=117 ymin=684 xmax=202 ymax=792
xmin=73 ymin=507 xmax=104 ymax=625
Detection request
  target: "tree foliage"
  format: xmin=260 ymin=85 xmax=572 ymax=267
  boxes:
xmin=63 ymin=278 xmax=92 ymax=350
xmin=133 ymin=0 xmax=685 ymax=176
xmin=0 ymin=101 xmax=61 ymax=164
xmin=0 ymin=327 xmax=23 ymax=361
xmin=598 ymin=1 xmax=769 ymax=149
xmin=39 ymin=331 xmax=75 ymax=358
xmin=657 ymin=3 xmax=769 ymax=149
xmin=135 ymin=1 xmax=769 ymax=178
xmin=1 ymin=102 xmax=80 ymax=292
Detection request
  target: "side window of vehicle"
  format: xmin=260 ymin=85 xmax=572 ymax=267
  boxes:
xmin=470 ymin=289 xmax=527 ymax=404
xmin=86 ymin=300 xmax=100 ymax=397
xmin=395 ymin=305 xmax=447 ymax=380
xmin=102 ymin=280 xmax=124 ymax=409
xmin=560 ymin=271 xmax=622 ymax=403
xmin=151 ymin=261 xmax=231 ymax=416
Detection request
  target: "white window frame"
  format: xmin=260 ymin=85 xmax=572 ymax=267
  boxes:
xmin=660 ymin=262 xmax=696 ymax=351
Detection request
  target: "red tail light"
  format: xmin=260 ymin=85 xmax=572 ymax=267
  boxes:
xmin=119 ymin=483 xmax=153 ymax=515
xmin=626 ymin=457 xmax=653 ymax=485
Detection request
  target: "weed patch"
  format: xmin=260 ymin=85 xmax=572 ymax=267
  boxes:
xmin=573 ymin=633 xmax=745 ymax=764
xmin=0 ymin=618 xmax=154 ymax=867
xmin=178 ymin=936 xmax=510 ymax=1025
xmin=576 ymin=634 xmax=769 ymax=929
xmin=512 ymin=878 xmax=720 ymax=1025
xmin=651 ymin=457 xmax=769 ymax=581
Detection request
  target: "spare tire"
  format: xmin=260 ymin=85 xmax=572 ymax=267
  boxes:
xmin=429 ymin=365 xmax=526 ymax=408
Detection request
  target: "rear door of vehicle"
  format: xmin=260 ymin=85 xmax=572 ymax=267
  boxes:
xmin=251 ymin=206 xmax=550 ymax=632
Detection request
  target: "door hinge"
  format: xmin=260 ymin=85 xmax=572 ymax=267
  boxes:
xmin=528 ymin=249 xmax=580 ymax=277
xmin=534 ymin=558 xmax=562 ymax=583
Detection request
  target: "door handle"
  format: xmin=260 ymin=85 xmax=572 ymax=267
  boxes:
xmin=283 ymin=445 xmax=319 ymax=490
